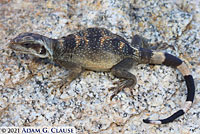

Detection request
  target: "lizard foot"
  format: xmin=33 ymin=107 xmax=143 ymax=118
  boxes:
xmin=109 ymin=79 xmax=135 ymax=100
xmin=51 ymin=79 xmax=71 ymax=95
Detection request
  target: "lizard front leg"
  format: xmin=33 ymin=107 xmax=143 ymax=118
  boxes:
xmin=110 ymin=58 xmax=137 ymax=100
xmin=52 ymin=60 xmax=83 ymax=94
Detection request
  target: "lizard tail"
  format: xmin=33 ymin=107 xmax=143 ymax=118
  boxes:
xmin=139 ymin=48 xmax=195 ymax=124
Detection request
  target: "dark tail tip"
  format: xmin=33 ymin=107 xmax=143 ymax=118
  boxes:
xmin=143 ymin=119 xmax=150 ymax=123
xmin=143 ymin=110 xmax=185 ymax=124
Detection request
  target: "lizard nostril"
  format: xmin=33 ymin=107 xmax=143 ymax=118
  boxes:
xmin=9 ymin=39 xmax=15 ymax=44
xmin=8 ymin=40 xmax=15 ymax=48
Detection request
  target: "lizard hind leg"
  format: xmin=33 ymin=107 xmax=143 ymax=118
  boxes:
xmin=110 ymin=58 xmax=137 ymax=100
xmin=131 ymin=35 xmax=150 ymax=49
xmin=131 ymin=35 xmax=163 ymax=50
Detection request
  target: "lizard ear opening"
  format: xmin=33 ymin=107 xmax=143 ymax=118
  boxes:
xmin=39 ymin=46 xmax=46 ymax=54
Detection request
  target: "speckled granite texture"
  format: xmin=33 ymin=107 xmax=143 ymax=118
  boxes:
xmin=0 ymin=0 xmax=200 ymax=133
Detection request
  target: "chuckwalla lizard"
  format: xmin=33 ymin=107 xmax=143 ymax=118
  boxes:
xmin=9 ymin=27 xmax=195 ymax=124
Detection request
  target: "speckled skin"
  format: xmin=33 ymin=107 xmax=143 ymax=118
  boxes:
xmin=9 ymin=27 xmax=195 ymax=125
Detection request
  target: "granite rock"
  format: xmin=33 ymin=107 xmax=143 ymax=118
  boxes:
xmin=0 ymin=0 xmax=200 ymax=133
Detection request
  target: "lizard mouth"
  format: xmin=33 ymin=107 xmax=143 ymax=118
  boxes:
xmin=8 ymin=41 xmax=25 ymax=51
xmin=9 ymin=41 xmax=47 ymax=56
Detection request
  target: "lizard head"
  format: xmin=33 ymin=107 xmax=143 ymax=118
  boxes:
xmin=9 ymin=33 xmax=54 ymax=58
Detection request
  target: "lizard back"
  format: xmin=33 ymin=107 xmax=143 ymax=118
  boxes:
xmin=53 ymin=28 xmax=139 ymax=71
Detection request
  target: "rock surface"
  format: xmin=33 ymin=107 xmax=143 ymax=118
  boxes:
xmin=0 ymin=0 xmax=200 ymax=133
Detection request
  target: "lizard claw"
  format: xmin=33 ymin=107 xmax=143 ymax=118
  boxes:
xmin=109 ymin=80 xmax=127 ymax=100
xmin=110 ymin=87 xmax=123 ymax=100
xmin=51 ymin=79 xmax=71 ymax=95
xmin=109 ymin=79 xmax=136 ymax=100
xmin=108 ymin=79 xmax=125 ymax=91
